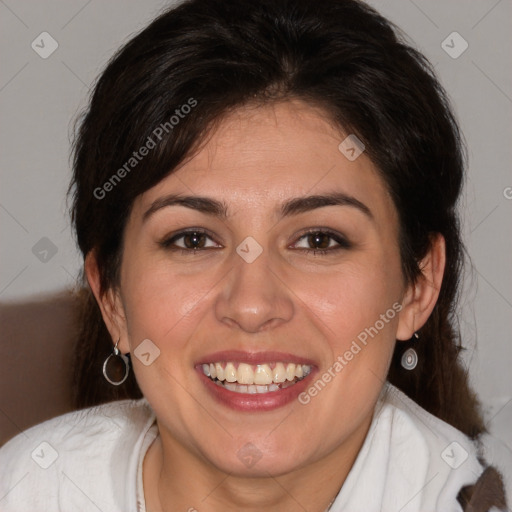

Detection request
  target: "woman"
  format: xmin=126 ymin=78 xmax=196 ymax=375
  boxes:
xmin=0 ymin=0 xmax=508 ymax=510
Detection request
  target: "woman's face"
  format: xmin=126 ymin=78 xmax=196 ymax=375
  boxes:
xmin=113 ymin=99 xmax=410 ymax=476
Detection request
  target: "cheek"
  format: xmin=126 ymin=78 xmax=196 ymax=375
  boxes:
xmin=120 ymin=256 xmax=220 ymax=353
xmin=119 ymin=266 xmax=215 ymax=410
xmin=305 ymin=257 xmax=402 ymax=342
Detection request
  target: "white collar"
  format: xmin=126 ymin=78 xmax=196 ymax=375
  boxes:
xmin=329 ymin=381 xmax=484 ymax=512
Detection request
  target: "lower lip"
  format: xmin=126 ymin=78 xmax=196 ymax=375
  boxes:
xmin=196 ymin=367 xmax=314 ymax=411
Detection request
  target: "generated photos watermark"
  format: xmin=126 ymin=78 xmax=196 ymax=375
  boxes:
xmin=93 ymin=97 xmax=197 ymax=200
xmin=298 ymin=302 xmax=403 ymax=404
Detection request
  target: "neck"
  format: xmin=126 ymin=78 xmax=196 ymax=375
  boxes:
xmin=143 ymin=413 xmax=373 ymax=512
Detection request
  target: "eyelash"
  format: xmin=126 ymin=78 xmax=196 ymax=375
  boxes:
xmin=159 ymin=228 xmax=352 ymax=256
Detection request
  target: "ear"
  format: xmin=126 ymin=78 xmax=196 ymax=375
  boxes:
xmin=396 ymin=233 xmax=446 ymax=341
xmin=84 ymin=251 xmax=130 ymax=353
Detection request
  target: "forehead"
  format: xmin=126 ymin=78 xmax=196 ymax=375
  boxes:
xmin=134 ymin=99 xmax=396 ymax=225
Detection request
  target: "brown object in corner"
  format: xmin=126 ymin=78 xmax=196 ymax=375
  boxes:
xmin=457 ymin=465 xmax=508 ymax=511
xmin=0 ymin=290 xmax=80 ymax=447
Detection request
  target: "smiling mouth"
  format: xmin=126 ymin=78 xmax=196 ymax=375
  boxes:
xmin=201 ymin=361 xmax=312 ymax=394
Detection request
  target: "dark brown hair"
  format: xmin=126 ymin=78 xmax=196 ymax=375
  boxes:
xmin=70 ymin=0 xmax=485 ymax=447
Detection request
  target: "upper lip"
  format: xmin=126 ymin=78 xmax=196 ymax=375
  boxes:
xmin=195 ymin=350 xmax=316 ymax=367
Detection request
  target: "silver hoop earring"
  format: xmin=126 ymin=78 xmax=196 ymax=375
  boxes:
xmin=401 ymin=332 xmax=419 ymax=370
xmin=103 ymin=338 xmax=130 ymax=385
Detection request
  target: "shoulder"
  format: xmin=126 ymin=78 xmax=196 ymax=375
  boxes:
xmin=0 ymin=397 xmax=154 ymax=458
xmin=380 ymin=382 xmax=478 ymax=452
xmin=0 ymin=398 xmax=155 ymax=511
xmin=379 ymin=383 xmax=508 ymax=511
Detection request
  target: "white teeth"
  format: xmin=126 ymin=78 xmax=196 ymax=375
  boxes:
xmin=254 ymin=365 xmax=273 ymax=385
xmin=224 ymin=382 xmax=237 ymax=392
xmin=201 ymin=361 xmax=312 ymax=390
xmin=215 ymin=362 xmax=225 ymax=381
xmin=237 ymin=363 xmax=254 ymax=384
xmin=226 ymin=383 xmax=281 ymax=394
xmin=272 ymin=362 xmax=287 ymax=383
xmin=225 ymin=362 xmax=237 ymax=383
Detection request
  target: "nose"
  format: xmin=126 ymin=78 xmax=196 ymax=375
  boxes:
xmin=214 ymin=242 xmax=294 ymax=333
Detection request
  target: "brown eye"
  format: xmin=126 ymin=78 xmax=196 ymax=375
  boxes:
xmin=307 ymin=232 xmax=331 ymax=250
xmin=160 ymin=229 xmax=221 ymax=252
xmin=182 ymin=231 xmax=207 ymax=249
xmin=292 ymin=229 xmax=352 ymax=255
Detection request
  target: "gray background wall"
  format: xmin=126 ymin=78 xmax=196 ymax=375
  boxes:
xmin=1 ymin=0 xmax=511 ymax=493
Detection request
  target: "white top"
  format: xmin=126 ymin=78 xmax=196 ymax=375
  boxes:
xmin=0 ymin=382 xmax=490 ymax=511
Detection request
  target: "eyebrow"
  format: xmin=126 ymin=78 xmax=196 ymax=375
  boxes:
xmin=142 ymin=191 xmax=373 ymax=222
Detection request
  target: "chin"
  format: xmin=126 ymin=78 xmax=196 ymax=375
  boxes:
xmin=201 ymin=434 xmax=311 ymax=478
